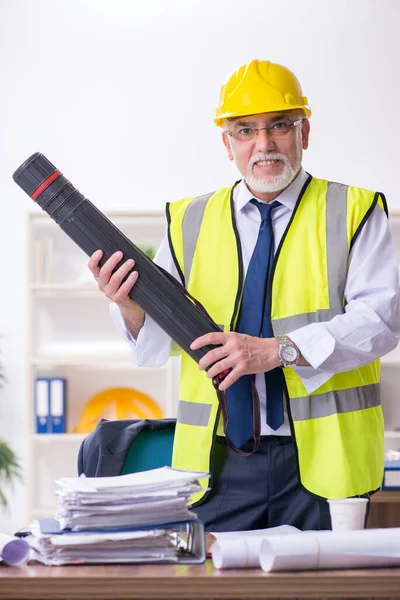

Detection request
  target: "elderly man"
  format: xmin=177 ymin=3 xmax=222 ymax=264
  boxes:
xmin=88 ymin=60 xmax=400 ymax=531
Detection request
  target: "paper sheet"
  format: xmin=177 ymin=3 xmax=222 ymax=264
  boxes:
xmin=56 ymin=467 xmax=207 ymax=531
xmin=57 ymin=466 xmax=208 ymax=491
xmin=0 ymin=533 xmax=30 ymax=566
xmin=27 ymin=467 xmax=209 ymax=565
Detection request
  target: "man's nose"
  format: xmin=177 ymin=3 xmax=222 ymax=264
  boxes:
xmin=255 ymin=128 xmax=275 ymax=152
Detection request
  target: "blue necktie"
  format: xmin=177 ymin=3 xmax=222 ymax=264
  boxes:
xmin=225 ymin=199 xmax=284 ymax=448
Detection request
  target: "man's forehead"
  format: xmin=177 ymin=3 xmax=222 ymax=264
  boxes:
xmin=228 ymin=110 xmax=298 ymax=125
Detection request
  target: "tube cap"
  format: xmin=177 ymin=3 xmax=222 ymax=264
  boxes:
xmin=12 ymin=152 xmax=58 ymax=197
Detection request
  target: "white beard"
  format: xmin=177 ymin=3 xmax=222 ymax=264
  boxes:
xmin=245 ymin=152 xmax=298 ymax=193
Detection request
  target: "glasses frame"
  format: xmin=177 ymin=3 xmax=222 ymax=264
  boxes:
xmin=224 ymin=117 xmax=304 ymax=142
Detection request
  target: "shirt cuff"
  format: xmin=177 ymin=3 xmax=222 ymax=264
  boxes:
xmin=109 ymin=302 xmax=137 ymax=348
xmin=288 ymin=323 xmax=336 ymax=394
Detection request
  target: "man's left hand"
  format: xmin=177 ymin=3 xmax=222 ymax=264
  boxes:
xmin=190 ymin=332 xmax=281 ymax=391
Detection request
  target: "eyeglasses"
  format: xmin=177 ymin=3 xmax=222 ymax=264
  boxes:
xmin=225 ymin=118 xmax=304 ymax=142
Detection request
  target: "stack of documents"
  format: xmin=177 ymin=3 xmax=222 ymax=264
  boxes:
xmin=28 ymin=520 xmax=205 ymax=565
xmin=55 ymin=467 xmax=203 ymax=530
xmin=27 ymin=467 xmax=208 ymax=565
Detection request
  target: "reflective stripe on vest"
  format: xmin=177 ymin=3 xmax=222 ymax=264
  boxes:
xmin=177 ymin=400 xmax=212 ymax=426
xmin=290 ymin=383 xmax=380 ymax=421
xmin=182 ymin=192 xmax=214 ymax=285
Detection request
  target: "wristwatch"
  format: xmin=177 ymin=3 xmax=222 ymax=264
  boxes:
xmin=276 ymin=335 xmax=300 ymax=367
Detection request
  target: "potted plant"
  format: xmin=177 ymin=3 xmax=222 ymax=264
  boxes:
xmin=0 ymin=364 xmax=22 ymax=507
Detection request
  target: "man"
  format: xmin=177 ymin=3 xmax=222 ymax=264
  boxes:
xmin=88 ymin=60 xmax=400 ymax=531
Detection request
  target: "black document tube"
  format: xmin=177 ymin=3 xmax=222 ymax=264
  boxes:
xmin=13 ymin=153 xmax=223 ymax=365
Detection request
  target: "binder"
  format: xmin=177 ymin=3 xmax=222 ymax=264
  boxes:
xmin=382 ymin=460 xmax=400 ymax=490
xmin=33 ymin=518 xmax=206 ymax=565
xmin=49 ymin=378 xmax=66 ymax=434
xmin=35 ymin=378 xmax=50 ymax=434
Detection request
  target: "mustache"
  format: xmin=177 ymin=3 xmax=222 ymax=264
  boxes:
xmin=249 ymin=153 xmax=289 ymax=169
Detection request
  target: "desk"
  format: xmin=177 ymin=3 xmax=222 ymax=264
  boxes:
xmin=2 ymin=562 xmax=400 ymax=600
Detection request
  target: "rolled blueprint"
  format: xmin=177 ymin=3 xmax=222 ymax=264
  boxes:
xmin=0 ymin=533 xmax=30 ymax=566
xmin=211 ymin=525 xmax=300 ymax=569
xmin=13 ymin=153 xmax=223 ymax=368
xmin=259 ymin=528 xmax=400 ymax=572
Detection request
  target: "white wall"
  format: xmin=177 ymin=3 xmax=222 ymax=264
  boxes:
xmin=0 ymin=0 xmax=399 ymax=533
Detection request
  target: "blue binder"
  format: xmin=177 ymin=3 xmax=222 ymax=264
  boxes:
xmin=35 ymin=518 xmax=206 ymax=564
xmin=35 ymin=378 xmax=50 ymax=434
xmin=382 ymin=460 xmax=400 ymax=490
xmin=49 ymin=378 xmax=66 ymax=434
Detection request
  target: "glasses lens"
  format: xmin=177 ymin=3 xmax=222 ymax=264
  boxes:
xmin=230 ymin=119 xmax=301 ymax=141
xmin=271 ymin=121 xmax=293 ymax=136
xmin=235 ymin=128 xmax=255 ymax=141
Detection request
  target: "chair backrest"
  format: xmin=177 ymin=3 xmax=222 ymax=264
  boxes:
xmin=121 ymin=426 xmax=175 ymax=474
xmin=77 ymin=418 xmax=176 ymax=478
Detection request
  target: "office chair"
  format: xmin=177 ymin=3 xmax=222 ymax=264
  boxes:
xmin=121 ymin=424 xmax=175 ymax=474
xmin=77 ymin=418 xmax=176 ymax=478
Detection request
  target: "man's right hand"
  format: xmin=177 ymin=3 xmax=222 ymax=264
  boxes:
xmin=88 ymin=249 xmax=145 ymax=338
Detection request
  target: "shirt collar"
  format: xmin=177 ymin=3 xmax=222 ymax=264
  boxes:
xmin=235 ymin=168 xmax=309 ymax=213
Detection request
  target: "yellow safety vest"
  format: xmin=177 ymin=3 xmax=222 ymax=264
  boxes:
xmin=167 ymin=175 xmax=387 ymax=503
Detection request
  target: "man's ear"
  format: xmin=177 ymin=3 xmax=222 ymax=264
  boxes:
xmin=302 ymin=119 xmax=310 ymax=150
xmin=222 ymin=131 xmax=234 ymax=161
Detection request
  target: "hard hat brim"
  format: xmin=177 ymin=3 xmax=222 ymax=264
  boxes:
xmin=215 ymin=104 xmax=311 ymax=127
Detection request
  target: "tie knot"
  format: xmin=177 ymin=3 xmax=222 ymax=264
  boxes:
xmin=251 ymin=199 xmax=281 ymax=221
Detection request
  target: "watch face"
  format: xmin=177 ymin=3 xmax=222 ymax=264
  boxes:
xmin=282 ymin=345 xmax=298 ymax=362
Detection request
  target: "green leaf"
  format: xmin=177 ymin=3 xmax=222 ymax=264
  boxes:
xmin=0 ymin=438 xmax=22 ymax=507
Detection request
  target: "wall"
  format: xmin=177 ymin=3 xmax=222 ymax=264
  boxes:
xmin=0 ymin=0 xmax=399 ymax=533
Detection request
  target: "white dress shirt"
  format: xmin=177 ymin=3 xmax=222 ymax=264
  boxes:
xmin=110 ymin=168 xmax=400 ymax=436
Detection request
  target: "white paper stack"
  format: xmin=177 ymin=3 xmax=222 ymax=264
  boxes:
xmin=55 ymin=467 xmax=205 ymax=530
xmin=29 ymin=523 xmax=185 ymax=565
xmin=27 ymin=467 xmax=208 ymax=565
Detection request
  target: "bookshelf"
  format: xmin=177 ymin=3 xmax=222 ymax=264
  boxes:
xmin=27 ymin=211 xmax=180 ymax=521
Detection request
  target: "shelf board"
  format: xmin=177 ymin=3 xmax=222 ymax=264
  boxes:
xmin=29 ymin=210 xmax=165 ymax=221
xmin=32 ymin=433 xmax=87 ymax=442
xmin=31 ymin=283 xmax=98 ymax=292
xmin=30 ymin=356 xmax=167 ymax=370
xmin=385 ymin=430 xmax=400 ymax=438
xmin=381 ymin=356 xmax=400 ymax=365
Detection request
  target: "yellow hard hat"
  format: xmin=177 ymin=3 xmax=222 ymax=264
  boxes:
xmin=215 ymin=59 xmax=311 ymax=127
xmin=73 ymin=387 xmax=164 ymax=434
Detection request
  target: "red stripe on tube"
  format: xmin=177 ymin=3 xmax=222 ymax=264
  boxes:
xmin=31 ymin=170 xmax=62 ymax=200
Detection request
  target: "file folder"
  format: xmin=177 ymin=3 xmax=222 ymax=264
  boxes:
xmin=33 ymin=518 xmax=206 ymax=565
xmin=49 ymin=378 xmax=66 ymax=434
xmin=382 ymin=460 xmax=400 ymax=490
xmin=35 ymin=378 xmax=50 ymax=434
